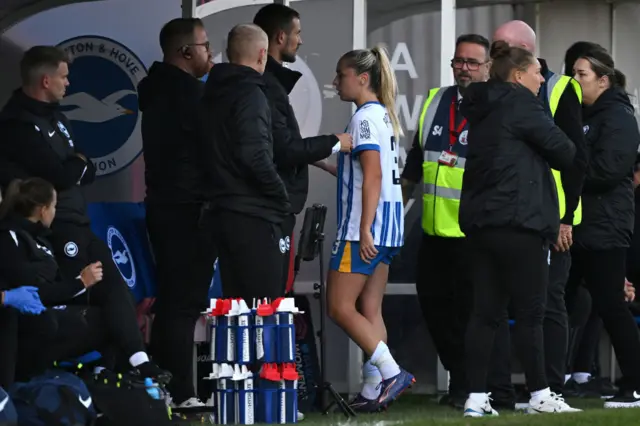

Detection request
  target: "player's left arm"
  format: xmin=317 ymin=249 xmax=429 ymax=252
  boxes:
xmin=353 ymin=118 xmax=382 ymax=233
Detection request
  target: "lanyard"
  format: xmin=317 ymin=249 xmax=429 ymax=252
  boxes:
xmin=448 ymin=97 xmax=467 ymax=150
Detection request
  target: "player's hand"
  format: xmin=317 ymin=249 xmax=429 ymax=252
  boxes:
xmin=359 ymin=229 xmax=378 ymax=264
xmin=625 ymin=278 xmax=636 ymax=302
xmin=80 ymin=262 xmax=103 ymax=288
xmin=335 ymin=133 xmax=353 ymax=152
xmin=554 ymin=224 xmax=572 ymax=252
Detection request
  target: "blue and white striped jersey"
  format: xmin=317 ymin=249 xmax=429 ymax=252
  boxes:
xmin=335 ymin=102 xmax=404 ymax=248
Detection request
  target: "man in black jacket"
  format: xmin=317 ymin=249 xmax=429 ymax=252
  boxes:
xmin=138 ymin=18 xmax=214 ymax=409
xmin=491 ymin=20 xmax=588 ymax=403
xmin=199 ymin=24 xmax=289 ymax=300
xmin=253 ymin=4 xmax=352 ymax=293
xmin=0 ymin=46 xmax=168 ymax=383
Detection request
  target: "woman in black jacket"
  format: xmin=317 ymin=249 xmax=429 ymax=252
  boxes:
xmin=459 ymin=41 xmax=577 ymax=417
xmin=0 ymin=178 xmax=169 ymax=384
xmin=567 ymin=49 xmax=640 ymax=409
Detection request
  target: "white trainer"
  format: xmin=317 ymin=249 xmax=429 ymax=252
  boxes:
xmin=463 ymin=393 xmax=499 ymax=417
xmin=527 ymin=393 xmax=582 ymax=414
xmin=173 ymin=397 xmax=206 ymax=409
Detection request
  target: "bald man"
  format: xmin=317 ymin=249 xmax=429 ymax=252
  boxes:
xmin=198 ymin=23 xmax=291 ymax=301
xmin=490 ymin=20 xmax=587 ymax=410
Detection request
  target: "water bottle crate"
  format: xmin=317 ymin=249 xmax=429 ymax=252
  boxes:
xmin=208 ymin=363 xmax=299 ymax=425
xmin=202 ymin=297 xmax=302 ymax=366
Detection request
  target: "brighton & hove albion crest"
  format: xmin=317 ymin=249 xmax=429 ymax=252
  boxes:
xmin=107 ymin=226 xmax=136 ymax=288
xmin=57 ymin=36 xmax=147 ymax=176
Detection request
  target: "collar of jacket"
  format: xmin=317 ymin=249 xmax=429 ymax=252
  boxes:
xmin=1 ymin=89 xmax=59 ymax=120
xmin=265 ymin=55 xmax=302 ymax=95
xmin=0 ymin=214 xmax=51 ymax=238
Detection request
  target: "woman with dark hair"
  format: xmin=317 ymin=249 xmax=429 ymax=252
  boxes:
xmin=561 ymin=41 xmax=613 ymax=399
xmin=459 ymin=41 xmax=578 ymax=416
xmin=563 ymin=41 xmax=606 ymax=77
xmin=566 ymin=49 xmax=640 ymax=409
xmin=0 ymin=178 xmax=170 ymax=385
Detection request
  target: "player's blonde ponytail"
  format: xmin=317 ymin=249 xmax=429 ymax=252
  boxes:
xmin=371 ymin=44 xmax=403 ymax=140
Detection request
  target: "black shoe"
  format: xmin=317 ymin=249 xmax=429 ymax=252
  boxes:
xmin=438 ymin=392 xmax=466 ymax=410
xmin=567 ymin=377 xmax=617 ymax=399
xmin=604 ymin=389 xmax=640 ymax=408
xmin=135 ymin=362 xmax=172 ymax=385
xmin=562 ymin=379 xmax=584 ymax=397
xmin=490 ymin=398 xmax=515 ymax=411
xmin=592 ymin=377 xmax=617 ymax=399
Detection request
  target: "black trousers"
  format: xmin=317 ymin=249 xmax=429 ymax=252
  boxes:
xmin=565 ymin=285 xmax=600 ymax=374
xmin=566 ymin=247 xmax=640 ymax=388
xmin=416 ymin=234 xmax=473 ymax=393
xmin=0 ymin=308 xmax=18 ymax=388
xmin=0 ymin=305 xmax=108 ymax=387
xmin=49 ymin=221 xmax=146 ymax=359
xmin=16 ymin=306 xmax=109 ymax=381
xmin=213 ymin=210 xmax=285 ymax=301
xmin=544 ymin=250 xmax=572 ymax=392
xmin=146 ymin=203 xmax=217 ymax=403
xmin=466 ymin=228 xmax=549 ymax=393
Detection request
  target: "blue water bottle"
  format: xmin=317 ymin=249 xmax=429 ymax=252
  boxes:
xmin=236 ymin=299 xmax=253 ymax=365
xmin=216 ymin=365 xmax=235 ymax=425
xmin=256 ymin=364 xmax=281 ymax=424
xmin=255 ymin=299 xmax=278 ymax=363
xmin=279 ymin=364 xmax=298 ymax=423
xmin=233 ymin=365 xmax=255 ymax=425
xmin=214 ymin=299 xmax=232 ymax=363
xmin=274 ymin=298 xmax=298 ymax=364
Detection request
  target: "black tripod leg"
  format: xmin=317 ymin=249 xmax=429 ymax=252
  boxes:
xmin=323 ymin=383 xmax=356 ymax=417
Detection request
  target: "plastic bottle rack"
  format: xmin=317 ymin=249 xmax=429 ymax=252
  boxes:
xmin=203 ymin=297 xmax=303 ymax=425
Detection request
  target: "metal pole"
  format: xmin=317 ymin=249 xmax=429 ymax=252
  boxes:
xmin=440 ymin=0 xmax=456 ymax=87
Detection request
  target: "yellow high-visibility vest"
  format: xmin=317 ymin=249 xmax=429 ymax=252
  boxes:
xmin=544 ymin=73 xmax=583 ymax=226
xmin=417 ymin=86 xmax=466 ymax=237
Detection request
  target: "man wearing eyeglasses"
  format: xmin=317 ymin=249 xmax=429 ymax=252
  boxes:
xmin=138 ymin=18 xmax=214 ymax=411
xmin=400 ymin=33 xmax=490 ymax=409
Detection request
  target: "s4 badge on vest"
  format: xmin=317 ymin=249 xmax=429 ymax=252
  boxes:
xmin=438 ymin=150 xmax=458 ymax=167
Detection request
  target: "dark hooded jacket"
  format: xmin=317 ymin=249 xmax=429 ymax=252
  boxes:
xmin=263 ymin=56 xmax=338 ymax=214
xmin=138 ymin=62 xmax=207 ymax=204
xmin=0 ymin=215 xmax=85 ymax=305
xmin=0 ymin=90 xmax=95 ymax=224
xmin=573 ymin=87 xmax=640 ymax=250
xmin=459 ymin=80 xmax=576 ymax=243
xmin=198 ymin=63 xmax=289 ymax=223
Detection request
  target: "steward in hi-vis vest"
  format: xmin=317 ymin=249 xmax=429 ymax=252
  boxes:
xmin=399 ymin=34 xmax=493 ymax=409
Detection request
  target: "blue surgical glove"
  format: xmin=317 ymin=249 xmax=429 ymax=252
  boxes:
xmin=3 ymin=286 xmax=46 ymax=315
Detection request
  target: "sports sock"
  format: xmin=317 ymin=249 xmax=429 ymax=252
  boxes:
xmin=361 ymin=360 xmax=382 ymax=400
xmin=370 ymin=341 xmax=401 ymax=380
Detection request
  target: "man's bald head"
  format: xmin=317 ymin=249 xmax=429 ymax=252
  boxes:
xmin=226 ymin=23 xmax=269 ymax=72
xmin=493 ymin=20 xmax=536 ymax=53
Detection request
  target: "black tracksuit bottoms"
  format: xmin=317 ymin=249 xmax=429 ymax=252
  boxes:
xmin=0 ymin=305 xmax=109 ymax=387
xmin=416 ymin=234 xmax=513 ymax=396
xmin=466 ymin=228 xmax=549 ymax=393
xmin=146 ymin=203 xmax=217 ymax=403
xmin=543 ymin=250 xmax=572 ymax=392
xmin=213 ymin=210 xmax=285 ymax=301
xmin=48 ymin=221 xmax=146 ymax=360
xmin=565 ymin=247 xmax=640 ymax=389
